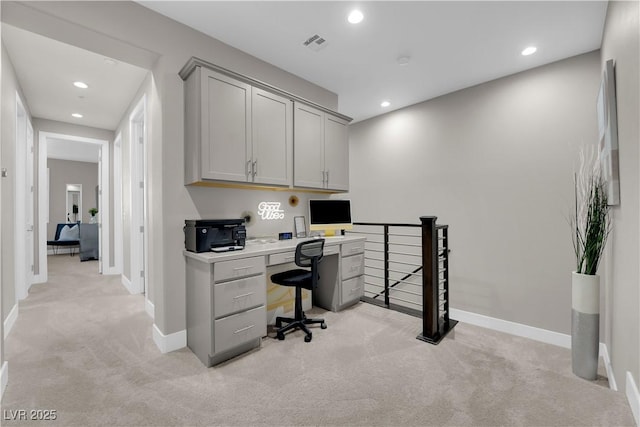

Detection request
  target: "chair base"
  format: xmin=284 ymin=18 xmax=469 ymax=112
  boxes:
xmin=275 ymin=313 xmax=327 ymax=343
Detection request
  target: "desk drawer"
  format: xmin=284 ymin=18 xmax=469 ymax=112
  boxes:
xmin=214 ymin=256 xmax=265 ymax=282
xmin=342 ymin=241 xmax=365 ymax=256
xmin=324 ymin=245 xmax=340 ymax=256
xmin=342 ymin=253 xmax=364 ymax=280
xmin=268 ymin=251 xmax=296 ymax=266
xmin=214 ymin=274 xmax=266 ymax=318
xmin=342 ymin=275 xmax=364 ymax=305
xmin=214 ymin=305 xmax=266 ymax=354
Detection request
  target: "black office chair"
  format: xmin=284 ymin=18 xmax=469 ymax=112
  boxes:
xmin=270 ymin=239 xmax=327 ymax=342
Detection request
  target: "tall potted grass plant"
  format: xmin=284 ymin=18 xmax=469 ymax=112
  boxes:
xmin=571 ymin=147 xmax=611 ymax=380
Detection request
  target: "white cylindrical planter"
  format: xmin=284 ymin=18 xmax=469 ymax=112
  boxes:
xmin=571 ymin=272 xmax=600 ymax=380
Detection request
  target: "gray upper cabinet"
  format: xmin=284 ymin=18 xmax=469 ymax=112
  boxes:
xmin=251 ymin=88 xmax=292 ymax=186
xmin=293 ymin=103 xmax=325 ymax=189
xmin=294 ymin=102 xmax=349 ymax=191
xmin=182 ymin=58 xmax=350 ymax=191
xmin=324 ymin=114 xmax=349 ymax=191
xmin=187 ymin=66 xmax=251 ymax=183
xmin=185 ymin=67 xmax=291 ymax=186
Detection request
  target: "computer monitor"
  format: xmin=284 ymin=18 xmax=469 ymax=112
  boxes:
xmin=309 ymin=199 xmax=353 ymax=233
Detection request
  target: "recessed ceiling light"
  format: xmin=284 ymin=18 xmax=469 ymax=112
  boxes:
xmin=397 ymin=55 xmax=411 ymax=66
xmin=348 ymin=10 xmax=364 ymax=24
xmin=71 ymin=113 xmax=83 ymax=118
xmin=521 ymin=46 xmax=537 ymax=56
xmin=73 ymin=81 xmax=88 ymax=89
xmin=381 ymin=101 xmax=391 ymax=108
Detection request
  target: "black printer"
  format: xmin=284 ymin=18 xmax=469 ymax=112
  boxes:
xmin=184 ymin=219 xmax=246 ymax=253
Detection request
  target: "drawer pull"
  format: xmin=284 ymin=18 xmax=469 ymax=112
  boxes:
xmin=232 ymin=266 xmax=252 ymax=271
xmin=350 ymin=247 xmax=361 ymax=253
xmin=234 ymin=324 xmax=255 ymax=334
xmin=233 ymin=292 xmax=255 ymax=300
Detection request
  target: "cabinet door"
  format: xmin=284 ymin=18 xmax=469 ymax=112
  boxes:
xmin=202 ymin=69 xmax=251 ymax=182
xmin=324 ymin=114 xmax=349 ymax=191
xmin=251 ymin=88 xmax=292 ymax=186
xmin=294 ymin=103 xmax=325 ymax=189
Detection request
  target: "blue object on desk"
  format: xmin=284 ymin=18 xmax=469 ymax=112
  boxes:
xmin=279 ymin=232 xmax=293 ymax=240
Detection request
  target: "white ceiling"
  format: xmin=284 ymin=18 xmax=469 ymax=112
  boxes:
xmin=1 ymin=2 xmax=608 ymax=129
xmin=2 ymin=24 xmax=149 ymax=131
xmin=139 ymin=1 xmax=607 ymax=122
xmin=47 ymin=137 xmax=100 ymax=163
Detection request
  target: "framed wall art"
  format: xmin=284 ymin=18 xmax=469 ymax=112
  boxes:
xmin=596 ymin=59 xmax=620 ymax=205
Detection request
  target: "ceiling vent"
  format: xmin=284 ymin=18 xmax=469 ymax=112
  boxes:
xmin=303 ymin=34 xmax=328 ymax=52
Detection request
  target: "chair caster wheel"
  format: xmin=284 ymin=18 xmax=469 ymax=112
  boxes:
xmin=321 ymin=322 xmax=327 ymax=329
xmin=276 ymin=332 xmax=285 ymax=340
xmin=304 ymin=334 xmax=312 ymax=343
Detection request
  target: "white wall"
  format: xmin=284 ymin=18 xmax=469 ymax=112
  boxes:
xmin=1 ymin=41 xmax=32 ymax=323
xmin=10 ymin=1 xmax=339 ymax=338
xmin=348 ymin=52 xmax=601 ymax=335
xmin=1 ymin=1 xmax=5 ymax=376
xmin=600 ymin=0 xmax=640 ymax=393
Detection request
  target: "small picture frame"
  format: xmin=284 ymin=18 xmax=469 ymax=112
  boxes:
xmin=294 ymin=216 xmax=306 ymax=238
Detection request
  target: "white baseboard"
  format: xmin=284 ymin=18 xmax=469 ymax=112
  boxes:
xmin=450 ymin=308 xmax=617 ymax=389
xmin=152 ymin=324 xmax=186 ymax=354
xmin=627 ymin=372 xmax=640 ymax=426
xmin=3 ymin=304 xmax=19 ymax=339
xmin=450 ymin=308 xmax=572 ymax=348
xmin=145 ymin=298 xmax=154 ymax=319
xmin=599 ymin=343 xmax=617 ymax=391
xmin=101 ymin=266 xmax=120 ymax=276
xmin=0 ymin=361 xmax=8 ymax=401
xmin=121 ymin=275 xmax=134 ymax=294
xmin=121 ymin=274 xmax=143 ymax=295
xmin=32 ymin=273 xmax=47 ymax=285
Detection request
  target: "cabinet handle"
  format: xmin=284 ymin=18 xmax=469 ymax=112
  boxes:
xmin=326 ymin=169 xmax=330 ymax=184
xmin=233 ymin=266 xmax=252 ymax=271
xmin=234 ymin=324 xmax=255 ymax=334
xmin=246 ymin=160 xmax=252 ymax=177
xmin=322 ymin=170 xmax=327 ymax=184
xmin=253 ymin=160 xmax=257 ymax=177
xmin=233 ymin=292 xmax=255 ymax=300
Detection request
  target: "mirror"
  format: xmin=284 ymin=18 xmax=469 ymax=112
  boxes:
xmin=66 ymin=184 xmax=82 ymax=223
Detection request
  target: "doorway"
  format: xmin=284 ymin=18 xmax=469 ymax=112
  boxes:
xmin=15 ymin=94 xmax=35 ymax=299
xmin=38 ymin=132 xmax=111 ymax=281
xmin=128 ymin=97 xmax=149 ymax=311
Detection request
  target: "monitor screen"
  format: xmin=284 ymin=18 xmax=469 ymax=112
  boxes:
xmin=309 ymin=199 xmax=353 ymax=231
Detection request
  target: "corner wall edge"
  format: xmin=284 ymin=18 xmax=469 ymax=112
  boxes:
xmin=152 ymin=324 xmax=186 ymax=354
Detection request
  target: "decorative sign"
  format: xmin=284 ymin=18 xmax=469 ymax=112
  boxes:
xmin=257 ymin=202 xmax=285 ymax=220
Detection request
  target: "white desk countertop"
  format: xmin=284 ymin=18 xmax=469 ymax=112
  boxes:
xmin=183 ymin=235 xmax=366 ymax=264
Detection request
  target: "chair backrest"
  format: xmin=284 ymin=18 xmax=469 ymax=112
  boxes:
xmin=55 ymin=223 xmax=73 ymax=240
xmin=295 ymin=239 xmax=325 ymax=288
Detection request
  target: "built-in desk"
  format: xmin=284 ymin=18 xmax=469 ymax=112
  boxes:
xmin=184 ymin=236 xmax=366 ymax=367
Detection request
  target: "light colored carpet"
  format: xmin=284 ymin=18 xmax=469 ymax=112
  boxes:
xmin=1 ymin=254 xmax=635 ymax=426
